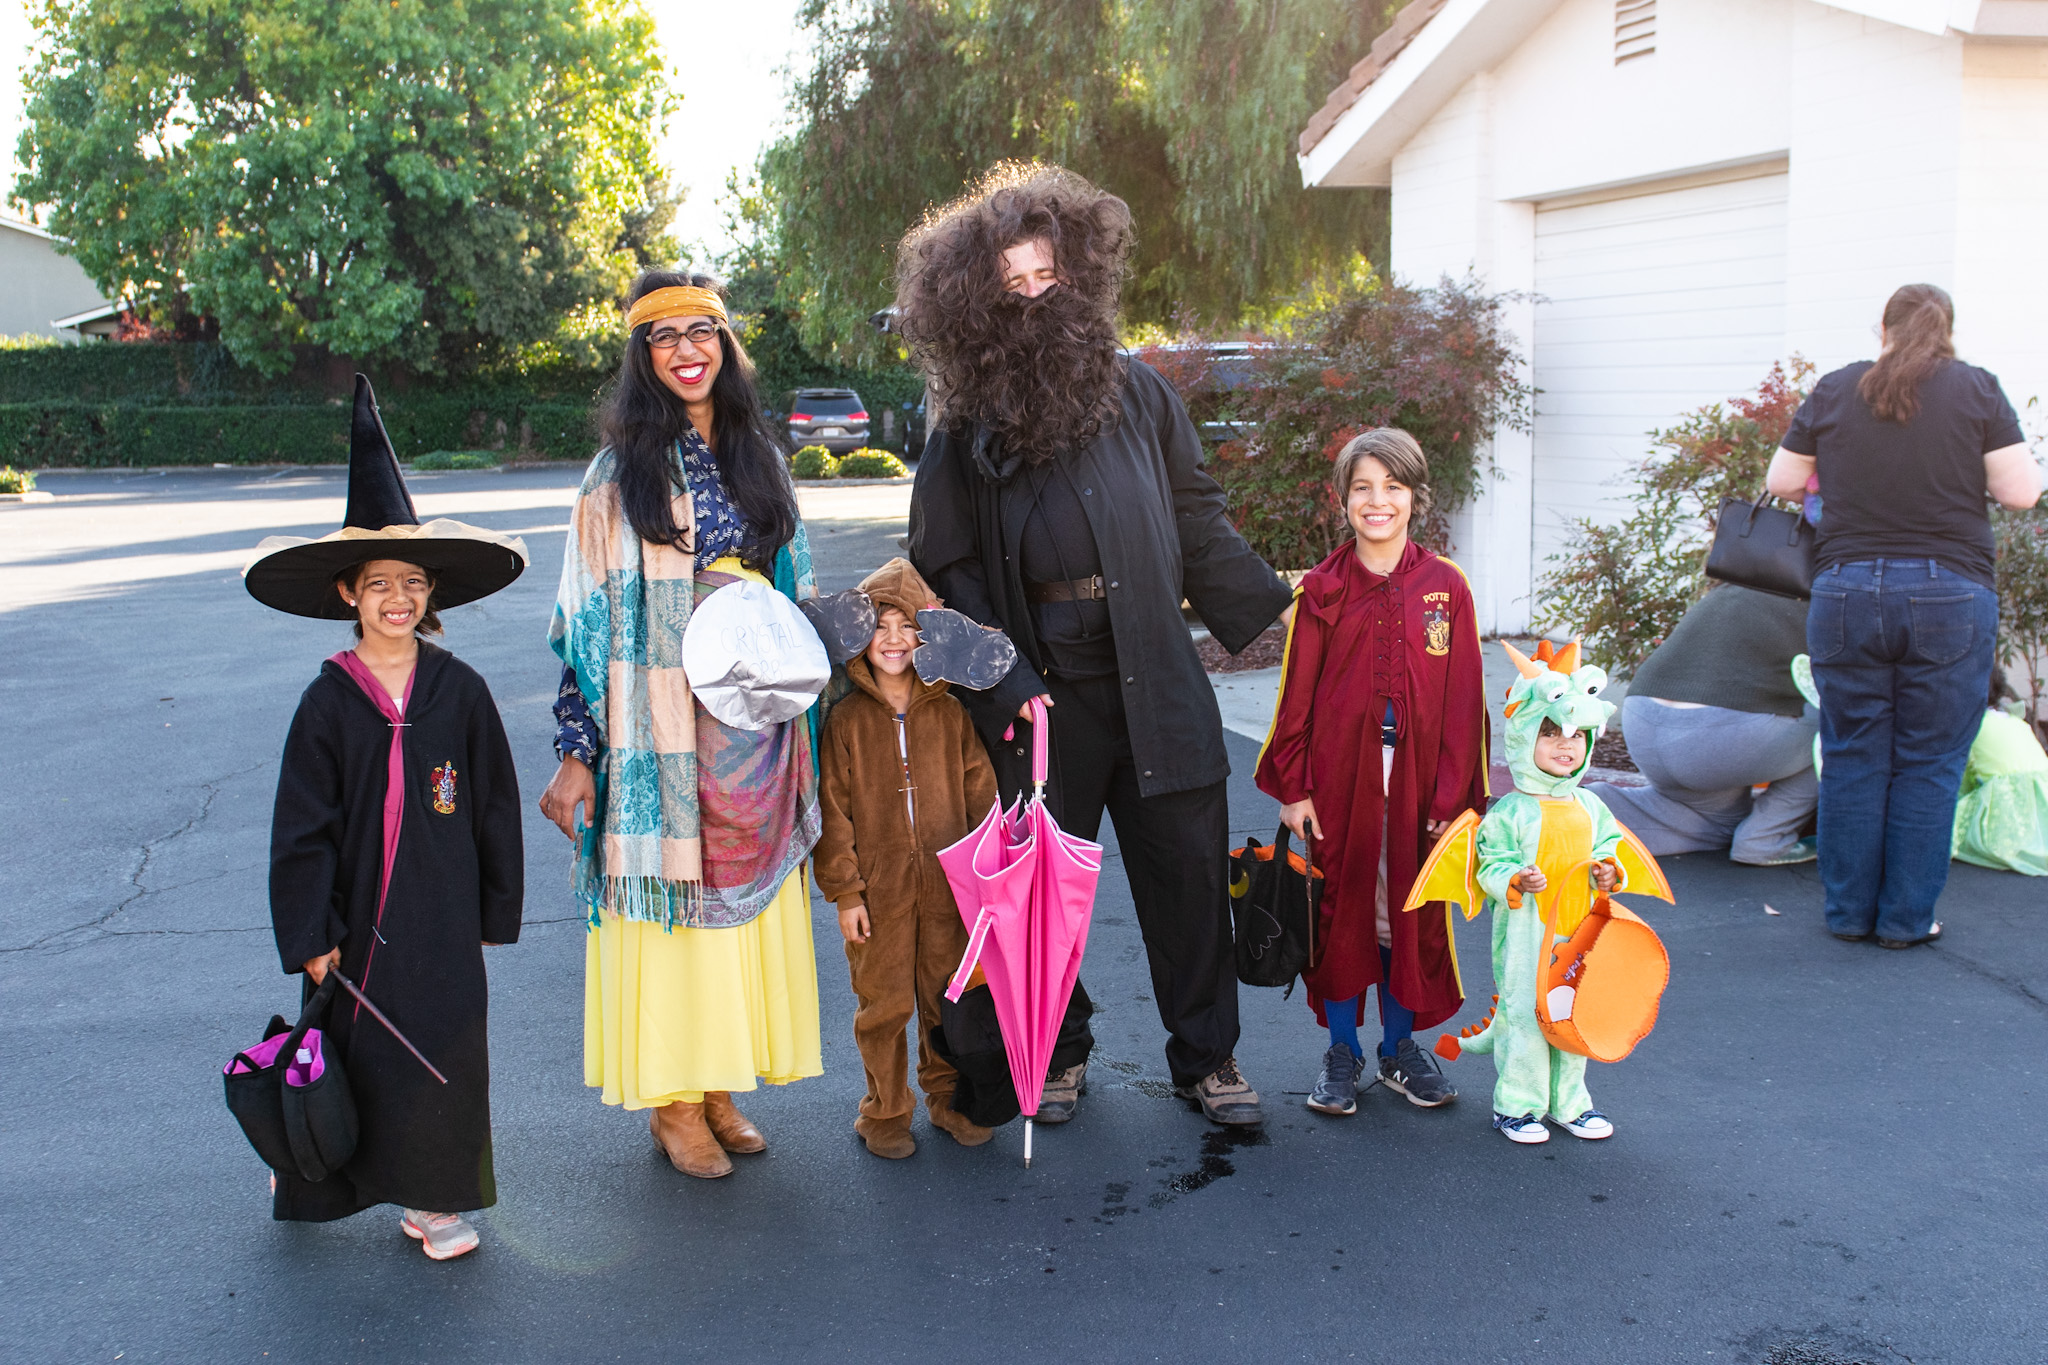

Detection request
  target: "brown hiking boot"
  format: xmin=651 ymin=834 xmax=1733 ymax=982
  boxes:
xmin=703 ymin=1091 xmax=767 ymax=1153
xmin=1174 ymin=1056 xmax=1265 ymax=1126
xmin=1035 ymin=1062 xmax=1087 ymax=1124
xmin=650 ymin=1101 xmax=733 ymax=1179
xmin=927 ymin=1095 xmax=994 ymax=1147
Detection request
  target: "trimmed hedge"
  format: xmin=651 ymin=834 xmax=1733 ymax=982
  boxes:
xmin=0 ymin=395 xmax=597 ymax=466
xmin=0 ymin=335 xmax=920 ymax=466
xmin=833 ymin=449 xmax=909 ymax=479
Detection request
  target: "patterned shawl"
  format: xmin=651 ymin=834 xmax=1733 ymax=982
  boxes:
xmin=549 ymin=445 xmax=820 ymax=928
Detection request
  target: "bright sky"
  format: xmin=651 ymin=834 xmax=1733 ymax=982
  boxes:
xmin=0 ymin=0 xmax=812 ymax=259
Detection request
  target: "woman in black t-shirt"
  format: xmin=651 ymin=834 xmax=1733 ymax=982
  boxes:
xmin=1766 ymin=283 xmax=2040 ymax=949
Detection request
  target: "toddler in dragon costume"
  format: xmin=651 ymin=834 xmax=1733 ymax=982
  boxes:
xmin=1405 ymin=639 xmax=1675 ymax=1146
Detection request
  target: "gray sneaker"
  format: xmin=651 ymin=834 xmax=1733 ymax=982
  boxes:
xmin=1737 ymin=836 xmax=1818 ymax=867
xmin=1035 ymin=1061 xmax=1088 ymax=1124
xmin=401 ymin=1209 xmax=480 ymax=1261
xmin=1379 ymin=1038 xmax=1458 ymax=1107
xmin=1175 ymin=1056 xmax=1264 ymax=1126
xmin=1306 ymin=1044 xmax=1366 ymax=1116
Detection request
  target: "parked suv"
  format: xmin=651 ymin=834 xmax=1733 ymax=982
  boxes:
xmin=1133 ymin=341 xmax=1266 ymax=445
xmin=784 ymin=388 xmax=870 ymax=454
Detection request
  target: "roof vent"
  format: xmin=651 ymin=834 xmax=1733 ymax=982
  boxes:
xmin=1615 ymin=0 xmax=1655 ymax=63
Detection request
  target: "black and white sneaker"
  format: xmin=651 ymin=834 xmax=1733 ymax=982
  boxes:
xmin=1306 ymin=1044 xmax=1366 ymax=1116
xmin=1379 ymin=1038 xmax=1457 ymax=1107
xmin=1494 ymin=1112 xmax=1550 ymax=1145
xmin=1556 ymin=1109 xmax=1614 ymax=1140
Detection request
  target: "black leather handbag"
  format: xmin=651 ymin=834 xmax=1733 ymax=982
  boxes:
xmin=1229 ymin=826 xmax=1323 ymax=989
xmin=1704 ymin=495 xmax=1815 ymax=599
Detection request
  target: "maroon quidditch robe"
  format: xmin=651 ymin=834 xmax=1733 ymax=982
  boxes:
xmin=1254 ymin=540 xmax=1489 ymax=1029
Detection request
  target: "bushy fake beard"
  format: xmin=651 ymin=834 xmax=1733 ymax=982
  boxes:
xmin=944 ymin=285 xmax=1125 ymax=465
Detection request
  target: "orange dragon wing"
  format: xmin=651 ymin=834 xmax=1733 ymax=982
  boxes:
xmin=1609 ymin=822 xmax=1675 ymax=905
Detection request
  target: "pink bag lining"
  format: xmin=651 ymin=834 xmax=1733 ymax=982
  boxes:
xmin=223 ymin=1026 xmax=326 ymax=1084
xmin=224 ymin=1032 xmax=291 ymax=1076
xmin=283 ymin=1029 xmax=327 ymax=1086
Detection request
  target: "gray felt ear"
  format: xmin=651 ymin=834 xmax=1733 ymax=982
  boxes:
xmin=798 ymin=590 xmax=878 ymax=666
xmin=913 ymin=607 xmax=1018 ymax=690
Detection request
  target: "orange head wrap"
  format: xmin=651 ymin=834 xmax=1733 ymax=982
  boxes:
xmin=624 ymin=285 xmax=729 ymax=333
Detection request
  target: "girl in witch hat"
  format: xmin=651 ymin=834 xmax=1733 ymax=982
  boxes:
xmin=245 ymin=375 xmax=529 ymax=1259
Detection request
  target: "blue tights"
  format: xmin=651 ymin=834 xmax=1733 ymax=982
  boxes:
xmin=1325 ymin=946 xmax=1415 ymax=1059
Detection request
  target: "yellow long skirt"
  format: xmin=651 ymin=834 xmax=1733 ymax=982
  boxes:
xmin=584 ymin=868 xmax=823 ymax=1109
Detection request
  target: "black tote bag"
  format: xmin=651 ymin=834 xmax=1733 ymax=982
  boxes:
xmin=1704 ymin=495 xmax=1815 ymax=599
xmin=222 ymin=972 xmax=358 ymax=1181
xmin=1229 ymin=826 xmax=1323 ymax=989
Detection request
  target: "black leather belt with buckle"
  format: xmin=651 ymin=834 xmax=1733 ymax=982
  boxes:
xmin=1025 ymin=575 xmax=1107 ymax=604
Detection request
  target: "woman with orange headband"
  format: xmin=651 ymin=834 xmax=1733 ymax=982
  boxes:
xmin=538 ymin=270 xmax=825 ymax=1179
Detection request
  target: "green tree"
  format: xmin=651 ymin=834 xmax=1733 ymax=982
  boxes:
xmin=13 ymin=0 xmax=673 ymax=375
xmin=756 ymin=0 xmax=1393 ymax=363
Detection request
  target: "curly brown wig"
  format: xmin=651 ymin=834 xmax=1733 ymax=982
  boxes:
xmin=894 ymin=163 xmax=1134 ymax=466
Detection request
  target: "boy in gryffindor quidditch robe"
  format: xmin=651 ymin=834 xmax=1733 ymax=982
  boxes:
xmin=1408 ymin=639 xmax=1674 ymax=1146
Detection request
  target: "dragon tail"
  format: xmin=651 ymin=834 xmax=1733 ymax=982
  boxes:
xmin=1435 ymin=995 xmax=1500 ymax=1061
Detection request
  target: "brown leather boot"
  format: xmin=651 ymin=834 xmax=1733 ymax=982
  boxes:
xmin=650 ymin=1101 xmax=732 ymax=1179
xmin=703 ymin=1092 xmax=767 ymax=1154
xmin=926 ymin=1094 xmax=995 ymax=1147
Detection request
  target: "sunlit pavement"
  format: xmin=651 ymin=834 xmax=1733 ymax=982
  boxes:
xmin=4 ymin=469 xmax=2044 ymax=1364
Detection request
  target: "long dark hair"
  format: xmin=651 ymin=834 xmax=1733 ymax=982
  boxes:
xmin=894 ymin=163 xmax=1132 ymax=464
xmin=600 ymin=270 xmax=796 ymax=572
xmin=1858 ymin=283 xmax=1955 ymax=425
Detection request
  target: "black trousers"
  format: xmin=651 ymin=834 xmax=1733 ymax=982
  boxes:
xmin=992 ymin=672 xmax=1239 ymax=1088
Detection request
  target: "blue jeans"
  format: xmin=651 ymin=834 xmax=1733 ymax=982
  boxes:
xmin=1808 ymin=560 xmax=1997 ymax=939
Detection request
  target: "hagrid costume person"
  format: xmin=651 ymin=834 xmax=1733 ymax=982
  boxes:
xmin=543 ymin=271 xmax=824 ymax=1180
xmin=1413 ymin=640 xmax=1675 ymax=1146
xmin=1254 ymin=430 xmax=1491 ymax=1119
xmin=814 ymin=558 xmax=1003 ymax=1159
xmin=246 ymin=376 xmax=528 ymax=1258
xmin=899 ymin=165 xmax=1293 ymax=1126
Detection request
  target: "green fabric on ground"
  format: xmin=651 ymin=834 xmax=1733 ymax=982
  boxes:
xmin=1953 ymin=709 xmax=2048 ymax=876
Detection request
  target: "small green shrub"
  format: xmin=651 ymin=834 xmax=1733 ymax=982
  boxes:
xmin=1994 ymin=501 xmax=2048 ymax=739
xmin=790 ymin=444 xmax=838 ymax=479
xmin=412 ymin=450 xmax=500 ymax=470
xmin=833 ymin=448 xmax=908 ymax=479
xmin=0 ymin=464 xmax=34 ymax=493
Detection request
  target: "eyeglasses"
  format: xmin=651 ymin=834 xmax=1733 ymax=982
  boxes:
xmin=646 ymin=322 xmax=720 ymax=350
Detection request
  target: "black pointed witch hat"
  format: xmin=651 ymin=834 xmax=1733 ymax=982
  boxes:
xmin=243 ymin=375 xmax=528 ymax=620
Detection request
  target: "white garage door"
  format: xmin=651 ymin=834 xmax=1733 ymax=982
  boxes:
xmin=1531 ymin=167 xmax=1789 ymax=538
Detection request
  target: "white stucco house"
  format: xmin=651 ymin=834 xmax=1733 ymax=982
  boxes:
xmin=0 ymin=214 xmax=118 ymax=341
xmin=1299 ymin=0 xmax=2048 ymax=634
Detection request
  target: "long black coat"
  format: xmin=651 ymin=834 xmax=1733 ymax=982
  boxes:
xmin=268 ymin=642 xmax=523 ymax=1221
xmin=909 ymin=359 xmax=1291 ymax=798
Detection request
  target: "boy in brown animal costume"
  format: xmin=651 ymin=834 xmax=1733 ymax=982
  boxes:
xmin=816 ymin=558 xmax=1002 ymax=1158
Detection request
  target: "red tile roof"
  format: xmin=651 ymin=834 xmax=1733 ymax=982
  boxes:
xmin=1298 ymin=0 xmax=1451 ymax=156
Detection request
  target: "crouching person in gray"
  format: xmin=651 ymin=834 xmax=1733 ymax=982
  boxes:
xmin=1589 ymin=585 xmax=1817 ymax=866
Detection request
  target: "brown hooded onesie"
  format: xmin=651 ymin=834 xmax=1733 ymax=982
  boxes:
xmin=815 ymin=559 xmax=1001 ymax=1141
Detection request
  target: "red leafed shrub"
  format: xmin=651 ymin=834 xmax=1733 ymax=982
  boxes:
xmin=1534 ymin=360 xmax=1814 ymax=677
xmin=1155 ymin=275 xmax=1532 ymax=571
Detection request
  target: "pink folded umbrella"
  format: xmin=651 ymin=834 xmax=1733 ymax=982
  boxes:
xmin=939 ymin=697 xmax=1102 ymax=1166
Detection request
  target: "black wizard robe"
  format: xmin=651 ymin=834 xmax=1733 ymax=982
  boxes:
xmin=267 ymin=642 xmax=524 ymax=1221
